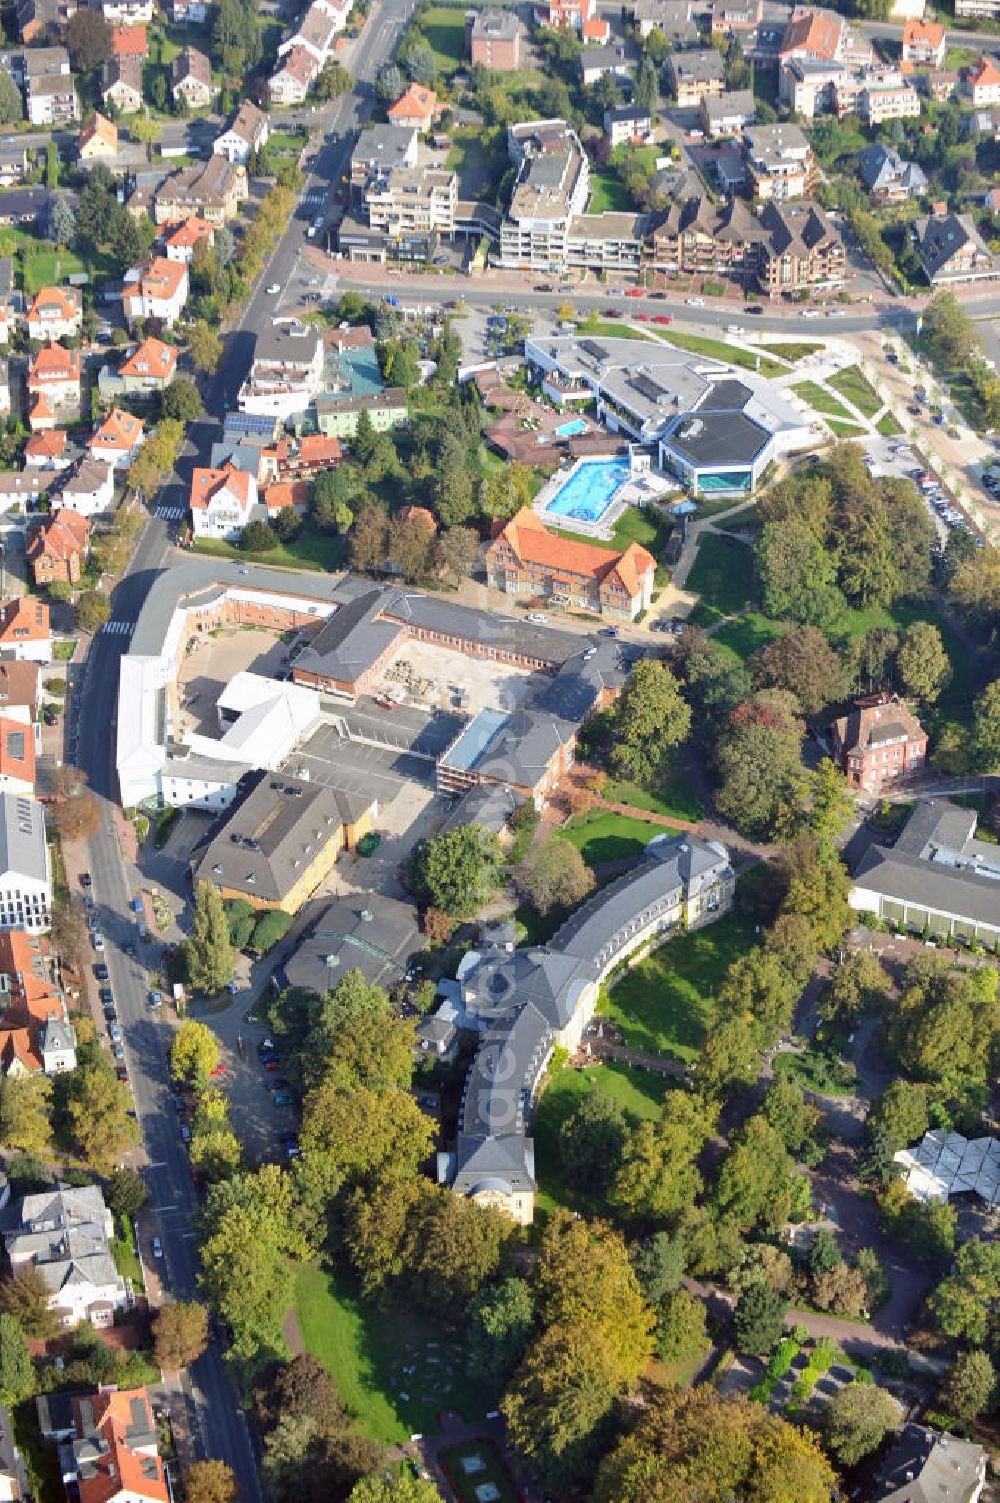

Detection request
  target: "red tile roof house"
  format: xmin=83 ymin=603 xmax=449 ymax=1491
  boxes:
xmin=25 ymin=285 xmax=81 ymax=341
xmin=486 ymin=508 xmax=655 ymax=621
xmin=0 ymin=714 xmax=36 ymax=795
xmin=0 ymin=597 xmax=52 ymax=663
xmin=114 ymin=336 xmax=178 ymax=394
xmin=163 ymin=215 xmax=215 ymax=264
xmin=828 ymin=692 xmax=927 ymax=793
xmin=388 ymin=83 xmax=438 ymax=130
xmin=263 ymin=480 xmax=310 ymax=517
xmin=268 ymin=45 xmax=318 ymax=106
xmin=111 ymin=24 xmax=149 ymax=58
xmin=88 ymin=408 xmax=143 ymax=469
xmin=121 ymin=256 xmax=189 ymax=328
xmin=0 ymin=663 xmax=40 ymax=720
xmin=259 ymin=432 xmax=341 ymax=482
xmin=69 ymin=1389 xmax=168 ymax=1503
xmin=24 ymin=429 xmax=67 ymax=468
xmin=26 ymin=342 xmax=80 ymax=431
xmin=189 ymin=464 xmax=257 ymax=540
xmin=27 ymin=507 xmax=90 ymax=588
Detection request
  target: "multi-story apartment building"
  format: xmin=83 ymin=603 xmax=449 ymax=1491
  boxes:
xmin=237 ymin=324 xmax=324 ymax=420
xmin=0 ymin=792 xmax=51 ymax=931
xmin=964 ymin=56 xmax=1000 ymax=106
xmin=743 ymin=122 xmax=815 ymax=200
xmin=268 ymin=46 xmax=318 ymax=104
xmin=189 ymin=464 xmax=257 ymax=540
xmin=665 ymin=47 xmax=726 ymax=105
xmin=914 ymin=211 xmax=999 ymax=284
xmin=498 ymin=120 xmax=590 ymax=268
xmin=701 ymin=88 xmax=756 ymax=136
xmin=468 ymin=8 xmax=522 ymax=68
xmin=956 ymin=0 xmax=1000 ymax=20
xmin=366 ymin=166 xmax=458 ymax=242
xmin=349 ymin=124 xmax=419 ymax=197
xmin=153 ymin=158 xmax=247 ymax=226
xmin=859 ymin=79 xmax=921 ymax=122
xmin=755 ymin=201 xmax=845 ymax=291
xmin=122 ymin=256 xmax=189 ymax=327
xmin=24 ymin=47 xmax=79 ymax=124
xmin=534 ymin=0 xmax=595 ymax=27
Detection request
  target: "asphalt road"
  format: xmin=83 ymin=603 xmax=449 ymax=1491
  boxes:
xmin=75 ymin=0 xmax=417 ymax=1488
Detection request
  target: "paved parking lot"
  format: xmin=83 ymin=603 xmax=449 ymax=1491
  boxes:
xmin=863 ymin=435 xmax=950 ymax=543
xmin=339 ymin=696 xmax=464 ymax=758
xmin=289 ymin=722 xmax=437 ymax=803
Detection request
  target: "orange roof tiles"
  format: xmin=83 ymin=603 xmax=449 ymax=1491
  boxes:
xmin=189 ymin=464 xmax=253 ymax=511
xmin=0 ymin=1028 xmax=42 ymax=1073
xmin=89 ymin=408 xmax=143 ymax=455
xmin=388 ymin=83 xmax=438 ymax=121
xmin=969 ymin=56 xmax=1000 ymax=86
xmin=164 ymin=215 xmax=214 ymax=250
xmin=73 ymin=1389 xmax=167 ymax=1503
xmin=28 ymin=508 xmax=90 ymax=572
xmin=81 ymin=112 xmax=118 ymax=153
xmin=277 ymin=45 xmax=318 ymax=85
xmin=0 ymin=717 xmax=35 ymax=790
xmin=125 ymin=256 xmax=188 ymax=301
xmin=263 ymin=480 xmax=309 ymax=511
xmin=26 ymin=286 xmax=80 ymax=324
xmin=112 ymin=25 xmax=149 ymax=56
xmin=0 ymin=597 xmax=50 ymax=644
xmin=28 ymin=342 xmax=81 ymax=384
xmin=902 ymin=17 xmax=944 ymax=45
xmin=119 ymin=337 xmax=178 ymax=381
xmin=298 ymin=434 xmax=342 ymax=467
xmin=24 ymin=430 xmax=67 ymax=461
xmin=582 ymin=15 xmax=609 ymax=38
xmin=781 ymin=8 xmax=842 ymax=60
xmin=492 ymin=509 xmax=654 ymax=592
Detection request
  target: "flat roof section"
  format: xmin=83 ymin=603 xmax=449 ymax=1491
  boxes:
xmin=444 ymin=708 xmax=511 ymax=771
xmin=664 ymin=409 xmax=771 ymax=468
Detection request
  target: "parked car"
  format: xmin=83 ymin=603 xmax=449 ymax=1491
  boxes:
xmin=273 ymin=1092 xmax=294 ymax=1106
xmin=95 ymin=964 xmax=109 ymax=981
xmin=99 ymin=987 xmax=113 ymax=1005
xmin=92 ymin=934 xmax=105 ymax=952
xmin=180 ymin=1123 xmax=191 ymax=1142
xmin=652 ymin=315 xmax=673 ymax=324
xmin=148 ymin=991 xmax=162 ymax=1008
xmin=116 ymin=1064 xmax=128 ymax=1082
xmin=209 ymin=1063 xmax=227 ymax=1077
xmin=113 ymin=1042 xmax=125 ymax=1060
xmin=81 ymin=873 xmax=92 ymax=888
xmin=109 ymin=1023 xmax=122 ymax=1043
xmin=265 ymin=1061 xmax=282 ymax=1073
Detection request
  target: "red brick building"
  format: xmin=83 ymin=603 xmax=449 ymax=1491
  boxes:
xmin=485 ymin=507 xmax=655 ymax=621
xmin=828 ymin=692 xmax=927 ymax=792
xmin=27 ymin=508 xmax=90 ymax=587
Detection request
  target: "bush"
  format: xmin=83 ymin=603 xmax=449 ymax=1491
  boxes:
xmin=249 ymin=909 xmax=293 ymax=953
xmin=241 ymin=519 xmax=277 ymax=552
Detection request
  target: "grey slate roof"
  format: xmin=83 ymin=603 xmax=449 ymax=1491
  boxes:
xmin=0 ymin=793 xmax=47 ymax=885
xmin=282 ymin=892 xmax=424 ymax=994
xmin=858 ymin=143 xmax=927 ymax=195
xmin=872 ymin=1424 xmax=986 ymax=1503
xmin=852 ymin=799 xmax=1000 ymax=930
xmin=914 ymin=212 xmax=996 ymax=281
xmin=192 ymin=768 xmax=374 ymax=903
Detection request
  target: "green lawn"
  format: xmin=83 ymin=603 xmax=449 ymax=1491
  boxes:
xmin=773 ymin=1046 xmax=857 ymax=1097
xmin=191 ymin=523 xmax=347 ymax=572
xmin=602 ymin=769 xmax=704 ymax=822
xmin=876 ymin=411 xmax=903 ymax=436
xmin=827 ymin=420 xmax=866 ymax=437
xmin=791 ymin=381 xmax=854 ymax=421
xmin=111 ymin=1215 xmax=143 ymax=1287
xmin=22 ymin=247 xmax=86 ymax=293
xmin=533 ymin=1058 xmax=674 ymax=1215
xmin=419 ymin=6 xmax=469 ymax=71
xmin=828 ymin=365 xmax=882 ymax=419
xmin=599 ymin=911 xmax=758 ymax=1062
xmin=294 ymin=1263 xmax=500 ymax=1444
xmin=711 ymin=611 xmax=785 ymax=662
xmin=589 ymin=171 xmax=631 ymax=213
xmin=684 ymin=532 xmax=758 ymax=624
xmin=268 ymin=129 xmax=305 ymax=154
xmin=445 ymin=130 xmax=507 ymax=194
xmin=662 ymin=332 xmax=785 ymax=379
xmin=558 ymin=809 xmax=675 ymax=866
xmin=577 ymin=320 xmax=654 ymax=341
xmin=440 ymin=1441 xmax=517 ymax=1503
xmin=760 ymin=343 xmax=823 ymax=362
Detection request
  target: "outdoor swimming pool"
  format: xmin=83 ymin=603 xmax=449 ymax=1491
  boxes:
xmin=543 ymin=458 xmax=632 ymax=525
xmin=555 ymin=418 xmax=588 ymax=438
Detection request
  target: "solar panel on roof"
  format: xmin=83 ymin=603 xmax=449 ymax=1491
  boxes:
xmin=629 ymin=373 xmax=669 ymax=402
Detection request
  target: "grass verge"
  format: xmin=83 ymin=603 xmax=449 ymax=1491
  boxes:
xmin=558 ymin=809 xmax=676 ymax=865
xmin=791 ymin=380 xmax=853 ymax=420
xmin=191 ymin=523 xmax=347 ymax=572
xmin=601 ymin=769 xmax=703 ymax=822
xmin=598 ymin=910 xmax=758 ymax=1062
xmin=662 ymin=332 xmax=785 ymax=378
xmin=828 ymin=365 xmax=882 ymax=419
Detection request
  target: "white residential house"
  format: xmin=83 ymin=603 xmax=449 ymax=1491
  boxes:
xmin=100 ymin=0 xmax=154 ymax=19
xmin=40 ymin=1016 xmax=76 ymax=1073
xmin=4 ymin=1185 xmax=126 ymax=1327
xmin=56 ymin=458 xmax=115 ymax=519
xmin=237 ymin=323 xmax=324 ymax=420
xmin=269 ymin=46 xmax=318 ymax=105
xmin=0 ymin=600 xmax=52 ymax=667
xmin=214 ymin=101 xmax=270 ymax=164
xmin=188 ymin=464 xmax=257 ymax=540
xmin=121 ymin=256 xmax=189 ymax=328
xmin=0 ymin=793 xmax=51 ymax=932
xmin=87 ymin=409 xmax=144 ymax=470
xmin=25 ymin=48 xmax=79 ymax=126
xmin=25 ymin=286 xmax=81 ymax=342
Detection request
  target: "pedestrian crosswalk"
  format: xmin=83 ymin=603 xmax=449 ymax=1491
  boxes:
xmin=158 ymin=506 xmax=185 ymax=521
xmin=103 ymin=620 xmax=133 ymax=636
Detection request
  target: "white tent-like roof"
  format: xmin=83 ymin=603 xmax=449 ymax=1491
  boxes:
xmin=894 ymin=1130 xmax=1000 ymax=1205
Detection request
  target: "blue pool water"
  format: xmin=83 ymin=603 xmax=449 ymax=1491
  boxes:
xmin=544 ymin=458 xmax=632 ymax=524
xmin=555 ymin=418 xmax=588 ymax=438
